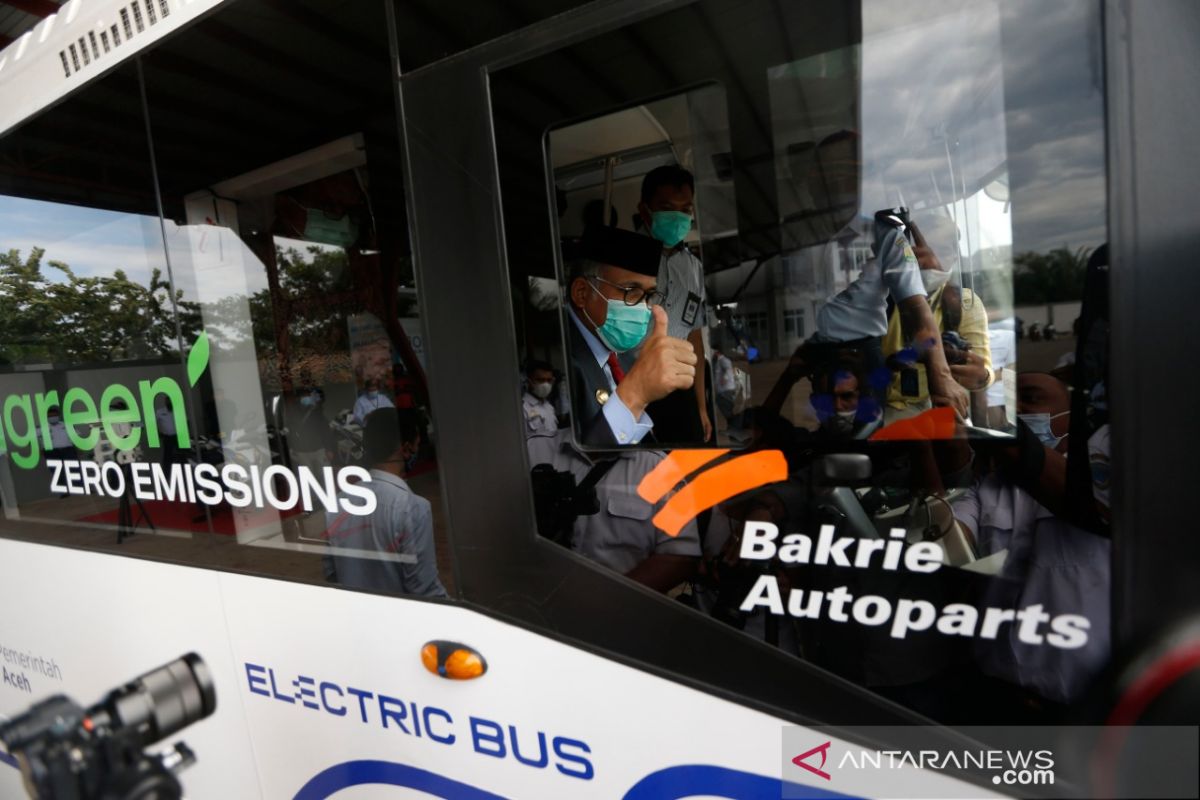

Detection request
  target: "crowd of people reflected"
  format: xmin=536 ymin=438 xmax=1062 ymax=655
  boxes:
xmin=525 ymin=82 xmax=1110 ymax=723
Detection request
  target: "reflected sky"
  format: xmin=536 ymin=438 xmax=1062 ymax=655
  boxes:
xmin=859 ymin=0 xmax=1105 ymax=257
xmin=0 ymin=194 xmax=165 ymax=286
xmin=1000 ymin=0 xmax=1106 ymax=255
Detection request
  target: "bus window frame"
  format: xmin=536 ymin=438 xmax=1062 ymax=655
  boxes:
xmin=396 ymin=0 xmax=929 ymax=728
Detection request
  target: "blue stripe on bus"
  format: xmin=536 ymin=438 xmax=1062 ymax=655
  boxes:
xmin=292 ymin=760 xmax=509 ymax=800
xmin=621 ymin=764 xmax=861 ymax=800
xmin=291 ymin=759 xmax=862 ymax=800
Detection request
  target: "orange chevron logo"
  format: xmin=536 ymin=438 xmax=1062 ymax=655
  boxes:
xmin=637 ymin=449 xmax=788 ymax=537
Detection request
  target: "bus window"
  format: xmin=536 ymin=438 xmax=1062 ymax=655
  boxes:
xmin=0 ymin=63 xmax=166 ymax=533
xmin=490 ymin=0 xmax=1111 ymax=724
xmin=545 ymin=84 xmax=737 ymax=449
xmin=0 ymin=0 xmax=456 ymax=602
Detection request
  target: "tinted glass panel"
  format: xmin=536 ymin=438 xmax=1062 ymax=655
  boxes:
xmin=492 ymin=0 xmax=1110 ymax=724
xmin=138 ymin=0 xmax=452 ymax=597
xmin=0 ymin=64 xmax=178 ymax=549
xmin=0 ymin=1 xmax=455 ymax=601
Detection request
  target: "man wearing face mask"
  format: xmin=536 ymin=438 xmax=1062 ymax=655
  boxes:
xmin=285 ymin=375 xmax=334 ymax=478
xmin=798 ymin=131 xmax=970 ymax=421
xmin=353 ymin=377 xmax=394 ymax=426
xmin=638 ymin=165 xmax=711 ymax=443
xmin=323 ymin=407 xmax=447 ymax=597
xmin=522 ymin=360 xmax=560 ymax=438
xmin=951 ymin=372 xmax=1111 ymax=709
xmin=566 ymin=226 xmax=698 ymax=447
xmin=811 ymin=366 xmax=882 ymax=439
xmin=881 ymin=215 xmax=992 ymax=424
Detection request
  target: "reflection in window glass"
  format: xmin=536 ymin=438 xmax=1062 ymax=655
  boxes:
xmin=547 ymin=85 xmax=733 ymax=450
xmin=492 ymin=0 xmax=1110 ymax=725
xmin=0 ymin=1 xmax=453 ymax=601
xmin=764 ymin=1 xmax=1015 ymax=437
xmin=0 ymin=64 xmax=180 ymax=545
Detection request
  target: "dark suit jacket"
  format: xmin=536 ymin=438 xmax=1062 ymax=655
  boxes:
xmin=567 ymin=315 xmax=637 ymax=447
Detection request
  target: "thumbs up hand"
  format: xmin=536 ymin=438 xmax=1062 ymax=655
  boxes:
xmin=616 ymin=306 xmax=698 ymax=418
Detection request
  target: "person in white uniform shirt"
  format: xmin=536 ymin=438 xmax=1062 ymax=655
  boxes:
xmin=986 ymin=315 xmax=1018 ymax=429
xmin=713 ymin=346 xmax=738 ymax=427
xmin=352 ymin=377 xmax=394 ymax=426
xmin=324 ymin=407 xmax=447 ymax=597
xmin=44 ymin=406 xmax=75 ymax=463
xmin=521 ymin=360 xmax=560 ymax=438
xmin=528 ymin=428 xmax=700 ymax=592
xmin=796 ymin=131 xmax=969 ymax=420
xmin=638 ymin=165 xmax=712 ymax=443
xmin=952 ymin=372 xmax=1110 ymax=708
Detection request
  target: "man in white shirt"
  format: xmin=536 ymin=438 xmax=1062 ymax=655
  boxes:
xmin=713 ymin=347 xmax=739 ymax=428
xmin=352 ymin=377 xmax=394 ymax=426
xmin=521 ymin=360 xmax=559 ymax=438
xmin=44 ymin=406 xmax=75 ymax=462
xmin=638 ymin=165 xmax=711 ymax=443
xmin=799 ymin=131 xmax=969 ymax=419
xmin=986 ymin=317 xmax=1018 ymax=429
xmin=952 ymin=373 xmax=1110 ymax=706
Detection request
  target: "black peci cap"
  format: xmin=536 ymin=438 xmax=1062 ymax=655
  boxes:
xmin=580 ymin=226 xmax=662 ymax=277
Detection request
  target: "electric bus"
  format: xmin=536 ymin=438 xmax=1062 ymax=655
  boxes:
xmin=0 ymin=0 xmax=1197 ymax=797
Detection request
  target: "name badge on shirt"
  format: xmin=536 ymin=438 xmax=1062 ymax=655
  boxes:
xmin=682 ymin=291 xmax=701 ymax=328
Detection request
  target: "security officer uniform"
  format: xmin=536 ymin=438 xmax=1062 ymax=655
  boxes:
xmin=645 ymin=241 xmax=707 ymax=444
xmin=527 ymin=430 xmax=701 ymax=574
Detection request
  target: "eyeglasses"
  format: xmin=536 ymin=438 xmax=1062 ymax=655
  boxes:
xmin=590 ymin=276 xmax=666 ymax=307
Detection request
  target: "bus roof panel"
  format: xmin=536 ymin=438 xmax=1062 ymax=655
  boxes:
xmin=0 ymin=0 xmax=230 ymax=139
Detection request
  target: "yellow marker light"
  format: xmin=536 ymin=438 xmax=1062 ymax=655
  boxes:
xmin=421 ymin=640 xmax=487 ymax=680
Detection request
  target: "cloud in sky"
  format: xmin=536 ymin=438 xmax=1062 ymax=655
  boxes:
xmin=0 ymin=194 xmax=166 ymax=285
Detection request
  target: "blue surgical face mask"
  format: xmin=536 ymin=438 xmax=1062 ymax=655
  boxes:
xmin=1019 ymin=410 xmax=1069 ymax=449
xmin=585 ymin=282 xmax=652 ymax=353
xmin=299 ymin=394 xmax=316 ymax=408
xmin=650 ymin=210 xmax=693 ymax=248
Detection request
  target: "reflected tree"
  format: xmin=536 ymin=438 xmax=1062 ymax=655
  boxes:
xmin=0 ymin=247 xmax=200 ymax=364
xmin=1013 ymin=246 xmax=1089 ymax=306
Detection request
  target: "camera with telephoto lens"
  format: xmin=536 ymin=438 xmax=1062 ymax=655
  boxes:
xmin=530 ymin=464 xmax=602 ymax=546
xmin=0 ymin=653 xmax=216 ymax=800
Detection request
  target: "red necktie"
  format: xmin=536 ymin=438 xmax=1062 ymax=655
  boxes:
xmin=606 ymin=352 xmax=625 ymax=384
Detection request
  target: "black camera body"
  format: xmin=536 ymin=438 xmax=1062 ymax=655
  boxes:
xmin=874 ymin=206 xmax=913 ymax=242
xmin=0 ymin=653 xmax=215 ymax=800
xmin=530 ymin=463 xmax=602 ymax=546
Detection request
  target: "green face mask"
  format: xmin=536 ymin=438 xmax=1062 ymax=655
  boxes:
xmin=586 ymin=282 xmax=652 ymax=353
xmin=650 ymin=210 xmax=693 ymax=247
